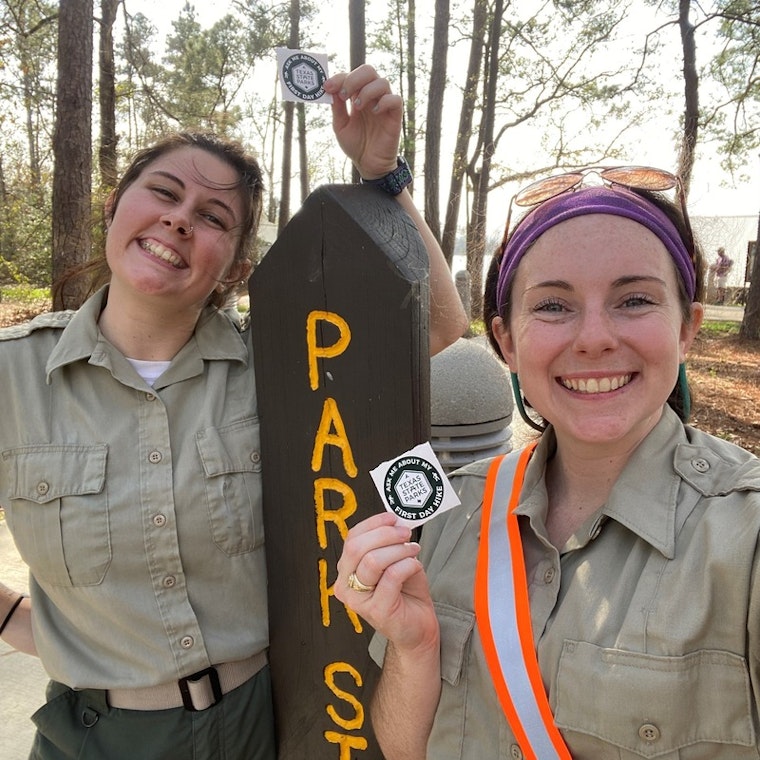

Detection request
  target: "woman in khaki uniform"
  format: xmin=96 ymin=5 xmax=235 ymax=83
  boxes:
xmin=337 ymin=168 xmax=760 ymax=759
xmin=0 ymin=65 xmax=466 ymax=760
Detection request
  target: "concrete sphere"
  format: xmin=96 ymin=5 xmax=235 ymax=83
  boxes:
xmin=430 ymin=338 xmax=514 ymax=472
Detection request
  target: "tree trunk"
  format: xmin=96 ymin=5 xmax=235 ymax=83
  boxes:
xmin=676 ymin=0 xmax=698 ymax=196
xmin=98 ymin=0 xmax=119 ymax=191
xmin=279 ymin=103 xmax=294 ymax=233
xmin=0 ymin=156 xmax=8 ymax=262
xmin=349 ymin=0 xmax=366 ymax=70
xmin=279 ymin=0 xmax=300 ymax=233
xmin=20 ymin=22 xmax=41 ymax=188
xmin=739 ymin=213 xmax=760 ymax=340
xmin=404 ymin=0 xmax=416 ymax=178
xmin=298 ymin=103 xmax=308 ymax=203
xmin=52 ymin=0 xmax=93 ymax=310
xmin=267 ymin=95 xmax=279 ymax=224
xmin=349 ymin=0 xmax=365 ymax=184
xmin=441 ymin=0 xmax=487 ymax=268
xmin=466 ymin=0 xmax=502 ymax=321
xmin=424 ymin=0 xmax=449 ymax=241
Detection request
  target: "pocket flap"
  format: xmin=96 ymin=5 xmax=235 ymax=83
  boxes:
xmin=555 ymin=640 xmax=755 ymax=757
xmin=435 ymin=601 xmax=475 ymax=686
xmin=196 ymin=417 xmax=261 ymax=477
xmin=4 ymin=445 xmax=107 ymax=503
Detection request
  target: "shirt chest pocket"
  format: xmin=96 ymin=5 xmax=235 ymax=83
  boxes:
xmin=554 ymin=640 xmax=757 ymax=758
xmin=196 ymin=417 xmax=263 ymax=556
xmin=3 ymin=444 xmax=110 ymax=587
xmin=427 ymin=602 xmax=488 ymax=758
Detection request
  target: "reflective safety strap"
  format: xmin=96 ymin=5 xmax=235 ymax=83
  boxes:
xmin=474 ymin=443 xmax=573 ymax=760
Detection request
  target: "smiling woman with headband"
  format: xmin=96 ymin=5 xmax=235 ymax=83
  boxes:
xmin=489 ymin=170 xmax=704 ymax=431
xmin=335 ymin=167 xmax=760 ymax=759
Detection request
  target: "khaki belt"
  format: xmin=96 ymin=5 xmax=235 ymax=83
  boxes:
xmin=107 ymin=651 xmax=267 ymax=712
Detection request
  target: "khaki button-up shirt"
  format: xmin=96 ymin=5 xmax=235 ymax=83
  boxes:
xmin=373 ymin=407 xmax=760 ymax=758
xmin=0 ymin=288 xmax=267 ymax=689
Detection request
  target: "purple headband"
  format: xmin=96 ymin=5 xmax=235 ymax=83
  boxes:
xmin=496 ymin=185 xmax=696 ymax=314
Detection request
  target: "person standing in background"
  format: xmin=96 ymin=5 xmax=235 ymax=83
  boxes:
xmin=711 ymin=246 xmax=733 ymax=304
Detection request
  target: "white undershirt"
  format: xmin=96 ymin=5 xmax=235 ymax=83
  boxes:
xmin=126 ymin=358 xmax=171 ymax=387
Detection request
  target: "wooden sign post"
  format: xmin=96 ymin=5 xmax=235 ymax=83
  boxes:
xmin=250 ymin=184 xmax=430 ymax=758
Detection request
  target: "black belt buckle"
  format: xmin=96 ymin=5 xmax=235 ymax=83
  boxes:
xmin=178 ymin=666 xmax=222 ymax=711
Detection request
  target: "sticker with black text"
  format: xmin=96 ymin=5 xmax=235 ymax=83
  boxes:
xmin=276 ymin=48 xmax=332 ymax=104
xmin=370 ymin=442 xmax=460 ymax=527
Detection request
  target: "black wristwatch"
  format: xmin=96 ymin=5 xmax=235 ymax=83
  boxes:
xmin=361 ymin=156 xmax=413 ymax=196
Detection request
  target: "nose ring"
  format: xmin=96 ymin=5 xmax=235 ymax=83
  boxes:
xmin=179 ymin=225 xmax=194 ymax=236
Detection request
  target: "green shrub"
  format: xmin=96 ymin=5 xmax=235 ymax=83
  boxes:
xmin=699 ymin=320 xmax=740 ymax=338
xmin=0 ymin=284 xmax=51 ymax=303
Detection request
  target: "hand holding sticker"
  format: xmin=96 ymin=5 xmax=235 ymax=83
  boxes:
xmin=370 ymin=442 xmax=461 ymax=528
xmin=276 ymin=48 xmax=332 ymax=104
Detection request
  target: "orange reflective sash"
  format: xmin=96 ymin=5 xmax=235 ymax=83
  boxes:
xmin=474 ymin=444 xmax=572 ymax=760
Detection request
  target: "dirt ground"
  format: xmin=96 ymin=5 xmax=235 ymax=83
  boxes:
xmin=688 ymin=332 xmax=760 ymax=456
xmin=1 ymin=300 xmax=759 ymax=456
xmin=0 ymin=300 xmax=52 ymax=327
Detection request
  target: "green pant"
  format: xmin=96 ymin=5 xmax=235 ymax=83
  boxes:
xmin=29 ymin=666 xmax=276 ymax=760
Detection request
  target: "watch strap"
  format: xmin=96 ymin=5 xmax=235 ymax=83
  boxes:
xmin=361 ymin=156 xmax=413 ymax=196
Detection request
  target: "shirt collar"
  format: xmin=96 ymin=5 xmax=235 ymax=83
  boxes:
xmin=516 ymin=408 xmax=693 ymax=559
xmin=601 ymin=407 xmax=685 ymax=558
xmin=46 ymin=286 xmax=249 ymax=384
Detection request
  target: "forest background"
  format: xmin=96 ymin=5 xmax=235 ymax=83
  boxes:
xmin=0 ymin=0 xmax=759 ymax=331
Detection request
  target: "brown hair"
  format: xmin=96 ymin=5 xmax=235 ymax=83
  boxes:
xmin=54 ymin=131 xmax=264 ymax=310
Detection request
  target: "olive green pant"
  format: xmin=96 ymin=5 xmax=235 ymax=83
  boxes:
xmin=28 ymin=666 xmax=276 ymax=760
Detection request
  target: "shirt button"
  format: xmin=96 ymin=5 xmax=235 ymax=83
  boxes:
xmin=148 ymin=450 xmax=163 ymax=464
xmin=145 ymin=392 xmax=156 ymax=401
xmin=509 ymin=744 xmax=523 ymax=760
xmin=36 ymin=481 xmax=50 ymax=496
xmin=180 ymin=636 xmax=194 ymax=649
xmin=543 ymin=566 xmax=556 ymax=584
xmin=691 ymin=457 xmax=710 ymax=473
xmin=638 ymin=723 xmax=661 ymax=742
xmin=250 ymin=451 xmax=261 ymax=464
xmin=163 ymin=575 xmax=176 ymax=588
xmin=153 ymin=514 xmax=167 ymax=527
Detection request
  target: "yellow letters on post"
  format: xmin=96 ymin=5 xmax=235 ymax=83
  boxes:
xmin=318 ymin=557 xmax=362 ymax=632
xmin=314 ymin=478 xmax=356 ymax=549
xmin=307 ymin=310 xmax=351 ymax=391
xmin=312 ymin=398 xmax=358 ymax=477
xmin=323 ymin=731 xmax=369 ymax=759
xmin=308 ymin=308 xmax=369 ymax=754
xmin=324 ymin=661 xmax=365 ymax=730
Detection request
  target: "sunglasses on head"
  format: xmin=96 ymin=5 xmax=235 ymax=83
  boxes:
xmin=503 ymin=165 xmax=695 ymax=261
